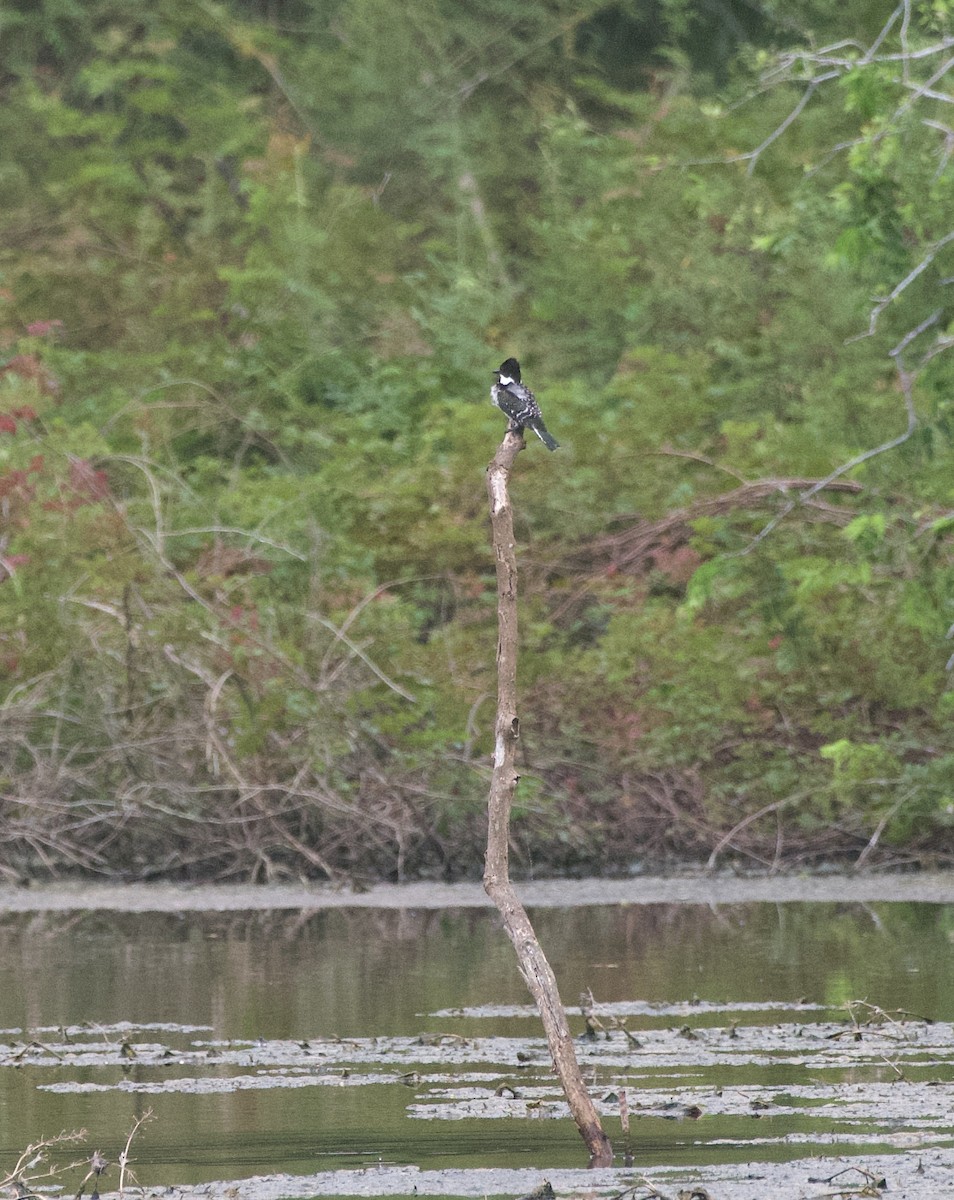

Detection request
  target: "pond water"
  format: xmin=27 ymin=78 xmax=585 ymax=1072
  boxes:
xmin=1 ymin=892 xmax=953 ymax=1190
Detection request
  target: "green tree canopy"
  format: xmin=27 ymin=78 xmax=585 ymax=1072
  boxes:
xmin=1 ymin=0 xmax=953 ymax=880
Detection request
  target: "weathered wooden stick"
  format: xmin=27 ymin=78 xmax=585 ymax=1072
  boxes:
xmin=483 ymin=430 xmax=613 ymax=1167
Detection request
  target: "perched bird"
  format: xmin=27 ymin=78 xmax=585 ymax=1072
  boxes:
xmin=491 ymin=358 xmax=559 ymax=451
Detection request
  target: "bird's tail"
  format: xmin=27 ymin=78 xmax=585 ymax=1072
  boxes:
xmin=530 ymin=421 xmax=559 ymax=451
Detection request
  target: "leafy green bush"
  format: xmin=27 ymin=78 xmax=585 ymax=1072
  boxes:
xmin=2 ymin=0 xmax=954 ymax=879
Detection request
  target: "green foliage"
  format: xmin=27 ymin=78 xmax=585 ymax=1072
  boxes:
xmin=2 ymin=0 xmax=954 ymax=879
xmin=819 ymin=738 xmax=900 ymax=796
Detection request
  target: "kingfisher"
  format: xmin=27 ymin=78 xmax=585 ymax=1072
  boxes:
xmin=491 ymin=358 xmax=559 ymax=451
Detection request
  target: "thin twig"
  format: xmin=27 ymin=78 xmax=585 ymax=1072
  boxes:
xmin=117 ymin=1109 xmax=154 ymax=1197
xmin=849 ymin=235 xmax=954 ymax=341
xmin=740 ymin=314 xmax=937 ymax=552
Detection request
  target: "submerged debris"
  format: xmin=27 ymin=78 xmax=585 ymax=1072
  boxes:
xmin=3 ymin=1001 xmax=954 ymax=1198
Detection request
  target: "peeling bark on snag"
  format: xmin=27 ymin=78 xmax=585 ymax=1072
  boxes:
xmin=483 ymin=430 xmax=613 ymax=1168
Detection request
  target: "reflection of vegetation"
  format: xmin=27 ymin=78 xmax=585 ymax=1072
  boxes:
xmin=2 ymin=1 xmax=954 ymax=879
xmin=823 ymin=970 xmax=862 ymax=1011
xmin=2 ymin=898 xmax=954 ymax=1176
xmin=4 ymin=944 xmax=954 ymax=1181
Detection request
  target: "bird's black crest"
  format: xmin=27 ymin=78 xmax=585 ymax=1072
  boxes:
xmin=497 ymin=357 xmax=521 ymax=381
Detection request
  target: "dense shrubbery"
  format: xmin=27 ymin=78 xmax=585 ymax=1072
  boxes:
xmin=2 ymin=0 xmax=954 ymax=881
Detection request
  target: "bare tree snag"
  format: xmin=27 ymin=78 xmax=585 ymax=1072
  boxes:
xmin=483 ymin=430 xmax=613 ymax=1168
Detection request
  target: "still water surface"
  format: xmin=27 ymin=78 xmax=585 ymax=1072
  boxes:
xmin=0 ymin=898 xmax=952 ymax=1183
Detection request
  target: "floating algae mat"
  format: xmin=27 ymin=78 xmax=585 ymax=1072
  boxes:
xmin=1 ymin=888 xmax=954 ymax=1196
xmin=5 ymin=1003 xmax=954 ymax=1198
xmin=11 ymin=1002 xmax=954 ymax=1151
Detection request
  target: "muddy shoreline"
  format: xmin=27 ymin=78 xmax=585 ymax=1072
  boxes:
xmin=2 ymin=870 xmax=954 ymax=911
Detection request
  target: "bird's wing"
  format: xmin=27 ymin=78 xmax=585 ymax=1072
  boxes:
xmin=506 ymin=381 xmax=534 ymax=405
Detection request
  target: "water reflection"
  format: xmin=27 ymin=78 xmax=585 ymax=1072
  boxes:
xmin=0 ymin=899 xmax=951 ymax=1182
